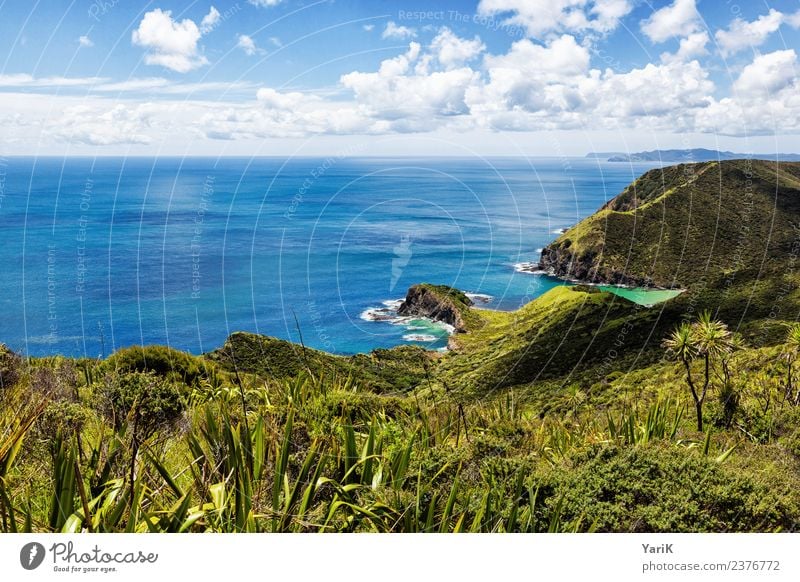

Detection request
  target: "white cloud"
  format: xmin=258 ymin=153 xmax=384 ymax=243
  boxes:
xmin=201 ymin=36 xmax=486 ymax=140
xmin=693 ymin=94 xmax=800 ymax=137
xmin=0 ymin=73 xmax=253 ymax=96
xmin=269 ymin=36 xmax=282 ymax=47
xmin=0 ymin=74 xmax=106 ymax=87
xmin=201 ymin=89 xmax=377 ymax=139
xmin=57 ymin=103 xmax=156 ymax=145
xmin=430 ymin=28 xmax=485 ymax=69
xmin=660 ymin=31 xmax=708 ymax=63
xmin=715 ymin=9 xmax=784 ymax=57
xmin=78 ymin=35 xmax=93 ymax=48
xmin=485 ymin=35 xmax=591 ymax=82
xmin=200 ymin=6 xmax=221 ymax=34
xmin=2 ymin=15 xmax=799 ymax=150
xmin=132 ymin=8 xmax=218 ymax=72
xmin=382 ymin=21 xmax=417 ymax=40
xmin=733 ymin=49 xmax=797 ymax=96
xmin=341 ymin=42 xmax=480 ymax=128
xmin=237 ymin=34 xmax=262 ymax=56
xmin=363 ymin=24 xmax=375 ymax=32
xmin=477 ymin=0 xmax=633 ymax=38
xmin=590 ymin=0 xmax=633 ymax=30
xmin=90 ymin=78 xmax=254 ymax=95
xmin=0 ymin=93 xmax=149 ymax=147
xmin=93 ymin=78 xmax=172 ymax=92
xmin=641 ymin=0 xmax=701 ymax=43
xmin=591 ymin=60 xmax=713 ymax=122
xmin=467 ymin=35 xmax=592 ymax=130
xmin=465 ymin=31 xmax=719 ymax=134
xmin=256 ymin=88 xmax=313 ymax=109
xmin=788 ymin=11 xmax=800 ymax=29
xmin=249 ymin=0 xmax=282 ymax=6
xmin=696 ymin=50 xmax=800 ymax=136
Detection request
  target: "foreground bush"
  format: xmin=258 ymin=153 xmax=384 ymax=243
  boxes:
xmin=103 ymin=345 xmax=204 ymax=387
xmin=543 ymin=444 xmax=798 ymax=532
xmin=2 ymin=337 xmax=800 ymax=533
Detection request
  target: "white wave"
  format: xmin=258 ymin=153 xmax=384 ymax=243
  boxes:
xmin=434 ymin=321 xmax=456 ymax=334
xmin=403 ymin=334 xmax=438 ymax=342
xmin=466 ymin=292 xmax=493 ymax=304
xmin=551 ymin=228 xmax=567 ymax=234
xmin=359 ymin=307 xmax=398 ymax=322
xmin=362 ymin=299 xmax=456 ymax=341
xmin=514 ymin=262 xmax=547 ymax=275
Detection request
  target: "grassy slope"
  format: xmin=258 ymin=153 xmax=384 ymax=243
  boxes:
xmin=206 ymin=331 xmax=433 ymax=393
xmin=438 ymin=285 xmax=704 ymax=397
xmin=442 ymin=286 xmax=619 ymax=391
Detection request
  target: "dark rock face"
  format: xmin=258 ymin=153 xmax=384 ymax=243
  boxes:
xmin=538 ymin=243 xmax=651 ymax=287
xmin=538 ymin=241 xmax=600 ymax=281
xmin=397 ymin=285 xmax=472 ymax=333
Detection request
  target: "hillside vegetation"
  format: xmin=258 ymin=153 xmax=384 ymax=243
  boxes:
xmin=2 ymin=327 xmax=800 ymax=533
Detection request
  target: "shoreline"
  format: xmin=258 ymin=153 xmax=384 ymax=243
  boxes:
xmin=515 ymin=261 xmax=685 ymax=292
xmin=10 ymin=270 xmax=685 ymax=362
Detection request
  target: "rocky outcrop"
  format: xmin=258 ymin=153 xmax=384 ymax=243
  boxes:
xmin=538 ymin=243 xmax=650 ymax=287
xmin=397 ymin=284 xmax=474 ymax=333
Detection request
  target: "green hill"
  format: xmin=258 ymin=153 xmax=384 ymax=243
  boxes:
xmin=540 ymin=160 xmax=800 ymax=290
xmin=206 ymin=331 xmax=433 ymax=393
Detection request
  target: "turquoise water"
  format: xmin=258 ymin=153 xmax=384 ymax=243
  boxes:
xmin=0 ymin=157 xmax=659 ymax=357
xmin=597 ymin=286 xmax=684 ymax=306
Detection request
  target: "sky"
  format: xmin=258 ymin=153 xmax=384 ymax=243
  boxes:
xmin=0 ymin=0 xmax=799 ymax=156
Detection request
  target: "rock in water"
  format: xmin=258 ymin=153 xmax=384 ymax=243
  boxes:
xmin=397 ymin=284 xmax=474 ymax=333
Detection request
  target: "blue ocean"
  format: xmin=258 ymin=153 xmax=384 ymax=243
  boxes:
xmin=0 ymin=157 xmax=658 ymax=358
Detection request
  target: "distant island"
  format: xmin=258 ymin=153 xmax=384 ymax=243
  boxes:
xmin=587 ymin=148 xmax=800 ymax=162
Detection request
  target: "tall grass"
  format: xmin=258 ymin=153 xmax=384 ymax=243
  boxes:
xmin=0 ymin=357 xmax=759 ymax=534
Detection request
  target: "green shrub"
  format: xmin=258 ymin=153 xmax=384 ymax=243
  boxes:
xmin=314 ymin=390 xmax=411 ymax=428
xmin=571 ymin=285 xmax=601 ymax=294
xmin=97 ymin=371 xmax=185 ymax=441
xmin=540 ymin=444 xmax=798 ymax=532
xmin=103 ymin=345 xmax=203 ymax=387
xmin=35 ymin=401 xmax=90 ymax=442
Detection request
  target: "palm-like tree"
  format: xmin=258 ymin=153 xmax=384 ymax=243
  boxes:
xmin=694 ymin=310 xmax=734 ymax=392
xmin=663 ymin=312 xmax=733 ymax=432
xmin=663 ymin=321 xmax=702 ymax=430
xmin=783 ymin=323 xmax=800 ymax=404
